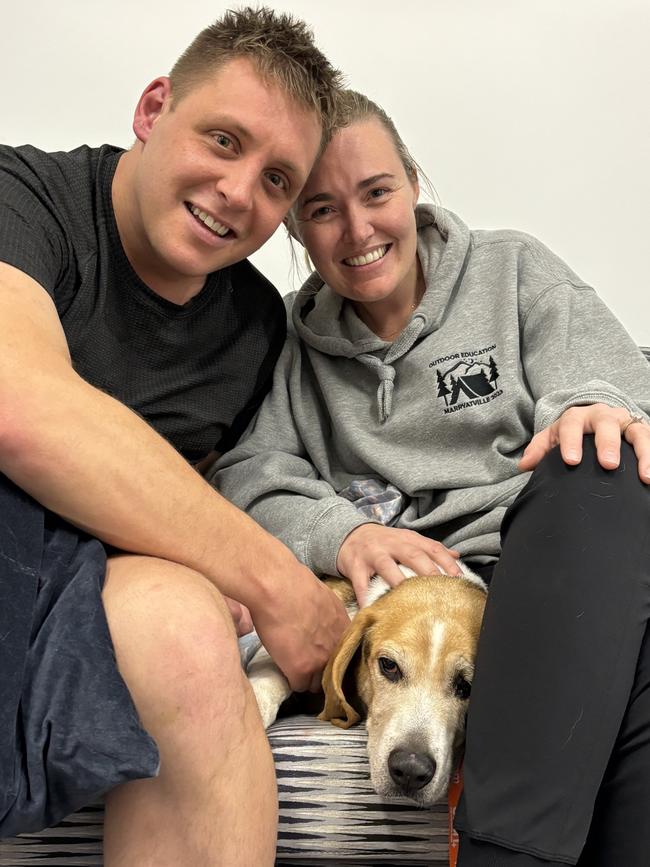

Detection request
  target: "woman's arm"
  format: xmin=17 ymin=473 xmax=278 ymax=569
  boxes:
xmin=210 ymin=335 xmax=461 ymax=601
xmin=517 ymin=270 xmax=650 ymax=477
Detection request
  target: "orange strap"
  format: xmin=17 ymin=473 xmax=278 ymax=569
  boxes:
xmin=447 ymin=764 xmax=463 ymax=867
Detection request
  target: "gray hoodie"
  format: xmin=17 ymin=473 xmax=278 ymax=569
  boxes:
xmin=211 ymin=206 xmax=650 ymax=574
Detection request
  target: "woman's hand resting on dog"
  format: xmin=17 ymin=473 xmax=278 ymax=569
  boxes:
xmin=519 ymin=402 xmax=650 ymax=483
xmin=337 ymin=524 xmax=462 ymax=606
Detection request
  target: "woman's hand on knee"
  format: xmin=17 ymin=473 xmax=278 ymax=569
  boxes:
xmin=336 ymin=524 xmax=461 ymax=606
xmin=519 ymin=403 xmax=650 ymax=482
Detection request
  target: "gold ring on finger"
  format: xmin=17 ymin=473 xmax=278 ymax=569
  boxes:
xmin=622 ymin=412 xmax=646 ymax=435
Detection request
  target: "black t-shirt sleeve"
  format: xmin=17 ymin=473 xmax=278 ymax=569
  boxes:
xmin=0 ymin=146 xmax=69 ymax=297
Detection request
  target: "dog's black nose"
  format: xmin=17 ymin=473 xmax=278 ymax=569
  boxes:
xmin=388 ymin=748 xmax=436 ymax=792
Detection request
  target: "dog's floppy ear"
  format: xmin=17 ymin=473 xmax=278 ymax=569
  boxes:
xmin=319 ymin=607 xmax=374 ymax=729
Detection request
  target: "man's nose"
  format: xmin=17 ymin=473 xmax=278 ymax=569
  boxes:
xmin=216 ymin=167 xmax=256 ymax=212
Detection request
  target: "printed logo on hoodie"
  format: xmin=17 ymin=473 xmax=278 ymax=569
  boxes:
xmin=429 ymin=344 xmax=503 ymax=414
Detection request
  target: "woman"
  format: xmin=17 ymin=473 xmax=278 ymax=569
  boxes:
xmin=211 ymin=91 xmax=650 ymax=866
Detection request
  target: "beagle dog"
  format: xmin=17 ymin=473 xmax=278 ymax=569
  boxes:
xmin=248 ymin=566 xmax=487 ymax=807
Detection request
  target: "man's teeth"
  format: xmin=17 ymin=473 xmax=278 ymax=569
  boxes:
xmin=344 ymin=245 xmax=388 ymax=267
xmin=190 ymin=205 xmax=230 ymax=237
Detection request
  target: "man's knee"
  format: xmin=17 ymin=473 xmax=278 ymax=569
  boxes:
xmin=102 ymin=555 xmax=247 ymax=730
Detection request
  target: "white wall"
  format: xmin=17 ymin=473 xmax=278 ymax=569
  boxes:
xmin=3 ymin=0 xmax=648 ymax=341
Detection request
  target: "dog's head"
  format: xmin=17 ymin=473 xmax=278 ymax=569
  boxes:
xmin=320 ymin=574 xmax=486 ymax=806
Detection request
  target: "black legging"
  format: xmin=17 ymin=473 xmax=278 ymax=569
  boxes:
xmin=455 ymin=437 xmax=650 ymax=866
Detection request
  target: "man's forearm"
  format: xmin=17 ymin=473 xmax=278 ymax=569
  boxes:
xmin=0 ymin=363 xmax=289 ymax=610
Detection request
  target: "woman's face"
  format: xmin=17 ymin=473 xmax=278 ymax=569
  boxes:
xmin=295 ymin=118 xmax=420 ymax=307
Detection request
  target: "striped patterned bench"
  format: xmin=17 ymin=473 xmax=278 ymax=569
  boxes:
xmin=0 ymin=715 xmax=449 ymax=866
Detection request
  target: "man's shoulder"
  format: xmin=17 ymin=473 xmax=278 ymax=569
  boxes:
xmin=0 ymin=142 xmax=123 ymax=228
xmin=0 ymin=142 xmax=122 ymax=181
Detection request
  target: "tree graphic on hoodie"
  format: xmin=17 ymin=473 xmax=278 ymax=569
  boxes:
xmin=436 ymin=369 xmax=451 ymax=406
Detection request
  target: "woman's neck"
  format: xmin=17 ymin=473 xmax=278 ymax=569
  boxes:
xmin=353 ymin=258 xmax=425 ymax=342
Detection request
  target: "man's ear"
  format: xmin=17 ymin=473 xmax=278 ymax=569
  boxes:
xmin=132 ymin=77 xmax=173 ymax=144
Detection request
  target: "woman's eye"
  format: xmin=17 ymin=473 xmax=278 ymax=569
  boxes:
xmin=310 ymin=206 xmax=335 ymax=221
xmin=369 ymin=187 xmax=389 ymax=200
xmin=453 ymin=674 xmax=472 ymax=700
xmin=378 ymin=657 xmax=402 ymax=683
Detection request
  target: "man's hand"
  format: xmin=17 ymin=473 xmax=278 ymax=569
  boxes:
xmin=336 ymin=524 xmax=462 ymax=606
xmin=224 ymin=597 xmax=254 ymax=637
xmin=249 ymin=562 xmax=349 ymax=693
xmin=518 ymin=403 xmax=650 ymax=483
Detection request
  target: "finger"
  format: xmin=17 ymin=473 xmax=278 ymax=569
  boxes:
xmin=399 ymin=545 xmax=461 ymax=577
xmin=224 ymin=596 xmax=243 ymax=625
xmin=308 ymin=671 xmax=324 ymax=694
xmin=237 ymin=606 xmax=254 ymax=637
xmin=593 ymin=415 xmax=625 ymax=469
xmin=349 ymin=574 xmax=370 ymax=607
xmin=422 ymin=538 xmax=461 ymax=559
xmin=432 ymin=550 xmax=464 ymax=576
xmin=626 ymin=424 xmax=650 ymax=483
xmin=347 ymin=563 xmax=374 ymax=606
xmin=556 ymin=412 xmax=586 ymax=465
xmin=518 ymin=427 xmax=555 ymax=471
xmin=371 ymin=554 xmax=412 ymax=589
xmin=286 ymin=669 xmax=310 ymax=693
xmin=421 ymin=540 xmax=464 ymax=574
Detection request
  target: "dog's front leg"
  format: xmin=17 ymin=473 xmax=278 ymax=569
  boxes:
xmin=247 ymin=644 xmax=292 ymax=729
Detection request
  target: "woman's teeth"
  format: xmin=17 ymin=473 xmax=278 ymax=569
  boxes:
xmin=344 ymin=245 xmax=388 ymax=267
xmin=189 ymin=205 xmax=230 ymax=237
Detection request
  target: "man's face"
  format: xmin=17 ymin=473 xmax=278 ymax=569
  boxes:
xmin=121 ymin=57 xmax=322 ymax=297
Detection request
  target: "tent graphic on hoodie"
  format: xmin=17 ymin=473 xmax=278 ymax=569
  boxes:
xmin=436 ymin=356 xmax=500 ymax=407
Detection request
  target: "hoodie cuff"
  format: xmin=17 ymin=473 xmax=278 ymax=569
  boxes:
xmin=306 ymin=502 xmax=377 ymax=576
xmin=537 ymin=391 xmax=648 ymax=433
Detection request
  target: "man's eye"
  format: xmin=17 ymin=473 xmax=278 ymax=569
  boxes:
xmin=266 ymin=172 xmax=287 ymax=191
xmin=214 ymin=133 xmax=234 ymax=150
xmin=378 ymin=657 xmax=402 ymax=683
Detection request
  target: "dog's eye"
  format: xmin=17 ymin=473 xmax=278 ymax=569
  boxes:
xmin=453 ymin=674 xmax=472 ymax=700
xmin=378 ymin=657 xmax=402 ymax=683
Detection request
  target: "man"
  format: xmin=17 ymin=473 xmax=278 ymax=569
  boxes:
xmin=0 ymin=8 xmax=349 ymax=865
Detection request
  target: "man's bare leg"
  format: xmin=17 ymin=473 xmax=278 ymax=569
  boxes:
xmin=101 ymin=555 xmax=277 ymax=867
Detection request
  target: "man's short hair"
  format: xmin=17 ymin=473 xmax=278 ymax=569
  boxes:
xmin=170 ymin=6 xmax=343 ymax=140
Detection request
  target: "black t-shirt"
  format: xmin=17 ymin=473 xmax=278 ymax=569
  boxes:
xmin=0 ymin=143 xmax=286 ymax=462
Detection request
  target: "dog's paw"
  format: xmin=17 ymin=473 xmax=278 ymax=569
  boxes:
xmin=255 ymin=693 xmax=281 ymax=729
xmin=251 ymin=680 xmax=285 ymax=729
xmin=248 ymin=644 xmax=292 ymax=729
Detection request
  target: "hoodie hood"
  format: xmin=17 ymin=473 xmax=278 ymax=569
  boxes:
xmin=291 ymin=205 xmax=471 ymax=420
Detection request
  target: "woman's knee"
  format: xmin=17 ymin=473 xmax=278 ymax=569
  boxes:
xmin=529 ymin=436 xmax=645 ymax=504
xmin=498 ymin=436 xmax=650 ymax=606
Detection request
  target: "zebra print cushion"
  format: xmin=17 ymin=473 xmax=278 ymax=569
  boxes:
xmin=2 ymin=347 xmax=649 ymax=865
xmin=0 ymin=715 xmax=448 ymax=866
